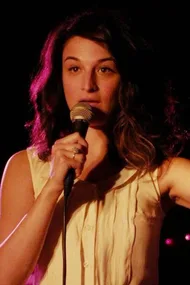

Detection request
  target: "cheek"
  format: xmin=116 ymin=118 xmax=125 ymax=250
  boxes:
xmin=102 ymin=82 xmax=120 ymax=109
xmin=62 ymin=77 xmax=79 ymax=109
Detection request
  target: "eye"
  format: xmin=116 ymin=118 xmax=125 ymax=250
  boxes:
xmin=68 ymin=66 xmax=80 ymax=73
xmin=99 ymin=67 xmax=113 ymax=73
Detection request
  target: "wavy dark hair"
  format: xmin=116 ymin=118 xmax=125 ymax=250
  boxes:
xmin=26 ymin=8 xmax=190 ymax=173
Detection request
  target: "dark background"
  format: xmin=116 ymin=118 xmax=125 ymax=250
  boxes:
xmin=1 ymin=2 xmax=189 ymax=284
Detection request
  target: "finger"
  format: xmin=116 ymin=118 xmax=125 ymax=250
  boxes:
xmin=52 ymin=143 xmax=87 ymax=156
xmin=52 ymin=146 xmax=86 ymax=165
xmin=72 ymin=146 xmax=82 ymax=155
xmin=55 ymin=132 xmax=88 ymax=148
xmin=65 ymin=152 xmax=86 ymax=178
xmin=71 ymin=152 xmax=86 ymax=163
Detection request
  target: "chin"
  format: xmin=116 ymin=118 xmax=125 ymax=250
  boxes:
xmin=88 ymin=117 xmax=108 ymax=130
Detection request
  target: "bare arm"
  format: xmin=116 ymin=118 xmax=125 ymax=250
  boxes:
xmin=158 ymin=157 xmax=190 ymax=209
xmin=0 ymin=150 xmax=62 ymax=285
xmin=0 ymin=133 xmax=87 ymax=285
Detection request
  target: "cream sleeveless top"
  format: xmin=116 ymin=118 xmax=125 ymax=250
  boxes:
xmin=26 ymin=146 xmax=165 ymax=285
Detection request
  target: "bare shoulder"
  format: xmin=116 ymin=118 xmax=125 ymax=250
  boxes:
xmin=158 ymin=157 xmax=190 ymax=208
xmin=1 ymin=149 xmax=34 ymax=201
xmin=158 ymin=156 xmax=190 ymax=174
xmin=0 ymin=149 xmax=34 ymax=242
xmin=3 ymin=149 xmax=29 ymax=169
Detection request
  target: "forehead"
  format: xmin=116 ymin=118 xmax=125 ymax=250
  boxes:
xmin=62 ymin=36 xmax=112 ymax=61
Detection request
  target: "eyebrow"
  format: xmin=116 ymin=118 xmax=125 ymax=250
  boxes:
xmin=64 ymin=56 xmax=115 ymax=63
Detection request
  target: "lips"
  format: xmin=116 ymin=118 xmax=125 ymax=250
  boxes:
xmin=79 ymin=100 xmax=100 ymax=106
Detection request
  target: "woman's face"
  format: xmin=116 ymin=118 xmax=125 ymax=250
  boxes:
xmin=62 ymin=36 xmax=121 ymax=127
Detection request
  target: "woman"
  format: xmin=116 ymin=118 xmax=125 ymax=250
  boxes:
xmin=0 ymin=8 xmax=190 ymax=285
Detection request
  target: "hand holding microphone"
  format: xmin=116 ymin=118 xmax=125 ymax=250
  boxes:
xmin=50 ymin=102 xmax=93 ymax=196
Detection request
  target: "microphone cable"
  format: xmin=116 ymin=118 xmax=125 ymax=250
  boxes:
xmin=62 ymin=168 xmax=75 ymax=285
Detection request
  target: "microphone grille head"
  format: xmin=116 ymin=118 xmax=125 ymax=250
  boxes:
xmin=70 ymin=102 xmax=93 ymax=122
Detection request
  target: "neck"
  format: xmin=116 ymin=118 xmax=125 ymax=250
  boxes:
xmin=79 ymin=127 xmax=123 ymax=182
xmin=84 ymin=127 xmax=109 ymax=166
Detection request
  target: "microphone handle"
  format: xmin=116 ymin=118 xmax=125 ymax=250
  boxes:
xmin=71 ymin=119 xmax=89 ymax=138
xmin=64 ymin=119 xmax=89 ymax=198
xmin=64 ymin=168 xmax=75 ymax=198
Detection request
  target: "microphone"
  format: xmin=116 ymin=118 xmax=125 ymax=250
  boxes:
xmin=70 ymin=102 xmax=93 ymax=137
xmin=64 ymin=102 xmax=93 ymax=198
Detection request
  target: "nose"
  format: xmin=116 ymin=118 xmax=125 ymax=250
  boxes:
xmin=81 ymin=70 xmax=98 ymax=92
